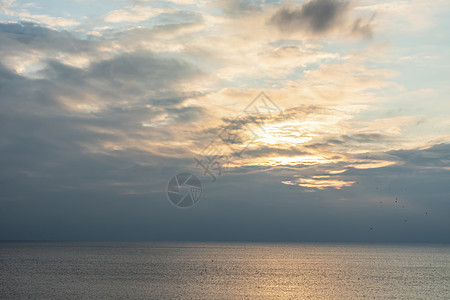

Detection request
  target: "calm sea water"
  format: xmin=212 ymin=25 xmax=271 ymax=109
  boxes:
xmin=0 ymin=243 xmax=449 ymax=299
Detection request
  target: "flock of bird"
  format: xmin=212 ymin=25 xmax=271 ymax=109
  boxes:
xmin=370 ymin=189 xmax=429 ymax=231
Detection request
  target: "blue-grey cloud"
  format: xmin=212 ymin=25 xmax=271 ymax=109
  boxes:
xmin=0 ymin=18 xmax=448 ymax=244
xmin=0 ymin=22 xmax=95 ymax=59
xmin=0 ymin=22 xmax=206 ymax=206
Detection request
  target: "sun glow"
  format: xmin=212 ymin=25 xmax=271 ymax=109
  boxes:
xmin=254 ymin=121 xmax=313 ymax=146
xmin=282 ymin=177 xmax=356 ymax=189
xmin=250 ymin=155 xmax=331 ymax=166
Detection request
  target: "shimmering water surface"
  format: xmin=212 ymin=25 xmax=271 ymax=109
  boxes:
xmin=1 ymin=242 xmax=449 ymax=299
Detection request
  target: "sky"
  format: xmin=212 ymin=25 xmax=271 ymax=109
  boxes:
xmin=0 ymin=0 xmax=449 ymax=243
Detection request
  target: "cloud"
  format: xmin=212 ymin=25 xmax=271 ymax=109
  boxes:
xmin=350 ymin=15 xmax=374 ymax=39
xmin=0 ymin=22 xmax=96 ymax=72
xmin=389 ymin=143 xmax=450 ymax=169
xmin=270 ymin=0 xmax=349 ymax=34
xmin=0 ymin=0 xmax=448 ymax=243
xmin=0 ymin=52 xmax=204 ymax=211
xmin=0 ymin=0 xmax=14 ymax=14
xmin=17 ymin=12 xmax=79 ymax=27
xmin=0 ymin=0 xmax=78 ymax=27
xmin=0 ymin=22 xmax=208 ymax=179
xmin=269 ymin=0 xmax=373 ymax=38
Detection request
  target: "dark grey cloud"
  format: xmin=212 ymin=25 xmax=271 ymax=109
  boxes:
xmin=351 ymin=16 xmax=374 ymax=39
xmin=151 ymin=91 xmax=204 ymax=108
xmin=90 ymin=52 xmax=202 ymax=94
xmin=270 ymin=0 xmax=349 ymax=34
xmin=0 ymin=22 xmax=95 ymax=58
xmin=329 ymin=133 xmax=391 ymax=145
xmin=269 ymin=0 xmax=373 ymax=38
xmin=388 ymin=143 xmax=450 ymax=168
xmin=0 ymin=21 xmax=54 ymax=36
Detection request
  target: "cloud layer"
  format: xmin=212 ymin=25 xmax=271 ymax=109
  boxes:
xmin=0 ymin=0 xmax=449 ymax=242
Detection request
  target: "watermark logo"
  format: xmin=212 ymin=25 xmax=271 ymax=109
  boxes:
xmin=167 ymin=91 xmax=284 ymax=208
xmin=166 ymin=173 xmax=202 ymax=209
xmin=194 ymin=91 xmax=283 ymax=183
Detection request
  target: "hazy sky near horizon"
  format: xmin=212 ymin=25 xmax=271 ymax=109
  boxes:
xmin=0 ymin=0 xmax=449 ymax=242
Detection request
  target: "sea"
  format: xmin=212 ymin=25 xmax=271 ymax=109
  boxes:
xmin=0 ymin=242 xmax=449 ymax=299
